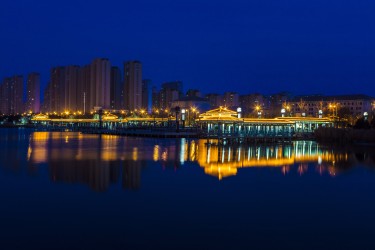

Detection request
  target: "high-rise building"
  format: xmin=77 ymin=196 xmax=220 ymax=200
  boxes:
xmin=186 ymin=89 xmax=201 ymax=98
xmin=124 ymin=61 xmax=142 ymax=111
xmin=152 ymin=86 xmax=160 ymax=110
xmin=41 ymin=81 xmax=52 ymax=113
xmin=159 ymin=81 xmax=183 ymax=110
xmin=0 ymin=75 xmax=24 ymax=115
xmin=64 ymin=66 xmax=80 ymax=112
xmin=77 ymin=65 xmax=91 ymax=113
xmin=48 ymin=67 xmax=66 ymax=113
xmin=142 ymin=79 xmax=152 ymax=112
xmin=0 ymin=78 xmax=10 ymax=114
xmin=205 ymin=93 xmax=224 ymax=108
xmin=43 ymin=59 xmax=110 ymax=113
xmin=239 ymin=93 xmax=265 ymax=117
xmin=223 ymin=92 xmax=239 ymax=109
xmin=264 ymin=92 xmax=291 ymax=117
xmin=110 ymin=66 xmax=122 ymax=110
xmin=26 ymin=73 xmax=41 ymax=113
xmin=90 ymin=58 xmax=111 ymax=110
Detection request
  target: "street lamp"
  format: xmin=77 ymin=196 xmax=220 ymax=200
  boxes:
xmin=282 ymin=101 xmax=291 ymax=116
xmin=255 ymin=105 xmax=261 ymax=118
xmin=329 ymin=102 xmax=338 ymax=117
xmin=181 ymin=109 xmax=186 ymax=128
xmin=191 ymin=107 xmax=197 ymax=125
xmin=286 ymin=105 xmax=290 ymax=116
xmin=364 ymin=112 xmax=369 ymax=121
xmin=237 ymin=107 xmax=242 ymax=118
xmin=281 ymin=108 xmax=285 ymax=117
xmin=174 ymin=106 xmax=181 ymax=132
xmin=318 ymin=110 xmax=323 ymax=118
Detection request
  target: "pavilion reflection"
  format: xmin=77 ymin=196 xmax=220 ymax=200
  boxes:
xmin=24 ymin=132 xmax=375 ymax=190
xmin=196 ymin=140 xmax=375 ymax=179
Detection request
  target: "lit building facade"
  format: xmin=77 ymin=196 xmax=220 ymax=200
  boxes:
xmin=289 ymin=94 xmax=374 ymax=119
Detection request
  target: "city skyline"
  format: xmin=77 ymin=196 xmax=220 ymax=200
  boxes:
xmin=1 ymin=55 xmax=375 ymax=116
xmin=2 ymin=55 xmax=375 ymax=102
xmin=2 ymin=2 xmax=375 ymax=250
xmin=1 ymin=0 xmax=374 ymax=96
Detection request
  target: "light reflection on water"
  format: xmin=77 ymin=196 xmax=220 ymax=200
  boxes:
xmin=1 ymin=130 xmax=374 ymax=191
xmin=1 ymin=129 xmax=375 ymax=249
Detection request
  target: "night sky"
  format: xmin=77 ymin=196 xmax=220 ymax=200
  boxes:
xmin=1 ymin=0 xmax=374 ymax=96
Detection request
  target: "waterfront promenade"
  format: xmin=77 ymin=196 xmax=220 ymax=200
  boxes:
xmin=22 ymin=107 xmax=334 ymax=143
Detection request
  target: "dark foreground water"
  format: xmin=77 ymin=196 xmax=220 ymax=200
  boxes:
xmin=1 ymin=128 xmax=375 ymax=250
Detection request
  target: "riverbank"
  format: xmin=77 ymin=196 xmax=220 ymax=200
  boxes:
xmin=315 ymin=127 xmax=375 ymax=145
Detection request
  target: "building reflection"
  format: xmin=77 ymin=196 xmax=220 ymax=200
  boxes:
xmin=23 ymin=132 xmax=375 ymax=190
xmin=196 ymin=140 xmax=375 ymax=179
xmin=26 ymin=132 xmax=187 ymax=191
xmin=27 ymin=132 xmax=145 ymax=191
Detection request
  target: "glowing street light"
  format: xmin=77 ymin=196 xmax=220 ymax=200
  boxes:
xmin=328 ymin=103 xmax=338 ymax=117
xmin=364 ymin=112 xmax=369 ymax=121
xmin=282 ymin=101 xmax=291 ymax=116
xmin=253 ymin=105 xmax=261 ymax=118
xmin=237 ymin=107 xmax=242 ymax=118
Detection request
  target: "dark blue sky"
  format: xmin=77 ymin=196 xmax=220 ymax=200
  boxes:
xmin=1 ymin=0 xmax=374 ymax=96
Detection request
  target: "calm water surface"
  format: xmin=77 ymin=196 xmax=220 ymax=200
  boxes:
xmin=1 ymin=128 xmax=375 ymax=249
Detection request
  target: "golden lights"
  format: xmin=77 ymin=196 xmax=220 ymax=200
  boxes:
xmin=26 ymin=132 xmax=350 ymax=180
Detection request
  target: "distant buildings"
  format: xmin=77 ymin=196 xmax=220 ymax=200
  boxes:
xmin=43 ymin=66 xmax=65 ymax=113
xmin=124 ymin=61 xmax=142 ymax=111
xmin=239 ymin=93 xmax=265 ymax=117
xmin=186 ymin=89 xmax=201 ymax=98
xmin=1 ymin=58 xmax=374 ymax=125
xmin=156 ymin=81 xmax=183 ymax=110
xmin=26 ymin=73 xmax=40 ymax=113
xmin=39 ymin=59 xmax=149 ymax=114
xmin=90 ymin=58 xmax=111 ymax=110
xmin=77 ymin=65 xmax=91 ymax=113
xmin=110 ymin=66 xmax=122 ymax=110
xmin=0 ymin=75 xmax=24 ymax=115
xmin=142 ymin=79 xmax=152 ymax=112
xmin=223 ymin=92 xmax=239 ymax=109
xmin=205 ymin=93 xmax=224 ymax=108
xmin=64 ymin=66 xmax=80 ymax=112
xmin=289 ymin=94 xmax=374 ymax=118
xmin=171 ymin=96 xmax=210 ymax=114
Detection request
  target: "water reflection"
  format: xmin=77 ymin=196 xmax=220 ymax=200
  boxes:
xmin=198 ymin=140 xmax=375 ymax=179
xmin=1 ymin=130 xmax=375 ymax=192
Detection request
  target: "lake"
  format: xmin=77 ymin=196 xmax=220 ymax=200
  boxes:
xmin=0 ymin=128 xmax=375 ymax=249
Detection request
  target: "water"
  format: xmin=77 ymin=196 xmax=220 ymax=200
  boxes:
xmin=1 ymin=128 xmax=375 ymax=250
